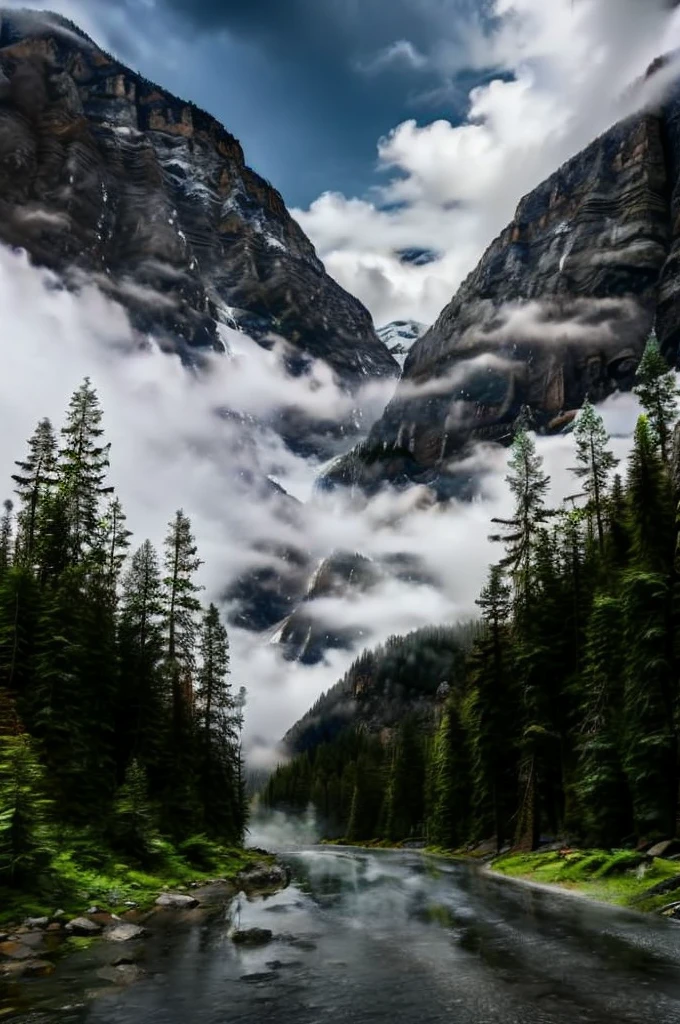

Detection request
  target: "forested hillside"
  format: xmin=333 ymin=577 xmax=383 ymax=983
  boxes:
xmin=0 ymin=381 xmax=246 ymax=906
xmin=264 ymin=334 xmax=680 ymax=852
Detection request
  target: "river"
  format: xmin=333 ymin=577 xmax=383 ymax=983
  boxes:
xmin=4 ymin=846 xmax=680 ymax=1023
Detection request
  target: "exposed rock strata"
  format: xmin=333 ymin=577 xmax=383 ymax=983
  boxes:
xmin=0 ymin=9 xmax=397 ymax=385
xmin=331 ymin=100 xmax=680 ymax=497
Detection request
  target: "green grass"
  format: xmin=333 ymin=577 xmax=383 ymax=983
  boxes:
xmin=0 ymin=833 xmax=267 ymax=928
xmin=491 ymin=848 xmax=680 ymax=911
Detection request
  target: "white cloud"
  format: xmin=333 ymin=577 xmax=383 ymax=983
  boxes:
xmin=358 ymin=39 xmax=429 ymax=74
xmin=295 ymin=0 xmax=679 ymax=325
xmin=0 ymin=242 xmax=646 ymax=766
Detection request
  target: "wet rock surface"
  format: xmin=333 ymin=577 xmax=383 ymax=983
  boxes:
xmin=332 ymin=87 xmax=680 ymax=498
xmin=0 ymin=10 xmax=397 ymax=388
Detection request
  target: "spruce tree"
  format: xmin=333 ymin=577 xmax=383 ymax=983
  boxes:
xmin=383 ymin=716 xmax=424 ymax=841
xmin=571 ymin=399 xmax=618 ymax=553
xmin=490 ymin=430 xmax=553 ymax=606
xmin=117 ymin=541 xmax=165 ymax=781
xmin=469 ymin=565 xmax=516 ymax=848
xmin=0 ymin=500 xmax=13 ymax=576
xmin=59 ymin=378 xmax=113 ymax=563
xmin=626 ymin=416 xmax=675 ymax=573
xmin=195 ymin=603 xmax=243 ymax=840
xmin=160 ymin=510 xmax=203 ymax=831
xmin=426 ymin=698 xmax=471 ymax=849
xmin=634 ymin=332 xmax=680 ymax=463
xmin=0 ymin=695 xmax=52 ymax=886
xmin=12 ymin=418 xmax=58 ymax=564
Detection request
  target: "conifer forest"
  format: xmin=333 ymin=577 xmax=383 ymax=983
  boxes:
xmin=0 ymin=379 xmax=247 ymax=902
xmin=263 ymin=336 xmax=680 ymax=853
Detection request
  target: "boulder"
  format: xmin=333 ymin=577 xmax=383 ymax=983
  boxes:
xmin=23 ymin=917 xmax=49 ymax=929
xmin=0 ymin=941 xmax=35 ymax=960
xmin=65 ymin=916 xmax=103 ymax=936
xmin=155 ymin=892 xmax=199 ymax=909
xmin=648 ymin=839 xmax=680 ymax=859
xmin=104 ymin=923 xmax=147 ymax=943
xmin=97 ymin=963 xmax=145 ymax=986
xmin=0 ymin=958 xmax=55 ymax=978
xmin=235 ymin=862 xmax=291 ymax=893
xmin=231 ymin=928 xmax=273 ymax=946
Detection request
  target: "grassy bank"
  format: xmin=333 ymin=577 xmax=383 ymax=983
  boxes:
xmin=491 ymin=848 xmax=680 ymax=912
xmin=0 ymin=832 xmax=266 ymax=929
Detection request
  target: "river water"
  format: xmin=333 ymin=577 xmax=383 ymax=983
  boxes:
xmin=4 ymin=846 xmax=680 ymax=1023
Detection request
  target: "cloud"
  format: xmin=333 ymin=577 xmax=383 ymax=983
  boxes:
xmin=359 ymin=40 xmax=429 ymax=75
xmin=294 ymin=0 xmax=679 ymax=325
xmin=0 ymin=240 xmax=648 ymax=768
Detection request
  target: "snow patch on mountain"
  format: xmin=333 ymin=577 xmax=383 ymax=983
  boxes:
xmin=376 ymin=320 xmax=428 ymax=368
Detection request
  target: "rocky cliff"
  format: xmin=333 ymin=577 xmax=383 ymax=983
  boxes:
xmin=327 ymin=89 xmax=680 ymax=498
xmin=0 ymin=9 xmax=397 ymax=386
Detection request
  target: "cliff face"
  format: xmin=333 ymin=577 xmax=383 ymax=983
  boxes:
xmin=0 ymin=9 xmax=397 ymax=382
xmin=330 ymin=96 xmax=680 ymax=498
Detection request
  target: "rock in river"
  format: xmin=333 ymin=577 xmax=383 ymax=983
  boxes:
xmin=155 ymin=893 xmax=199 ymax=909
xmin=65 ymin=917 xmax=103 ymax=936
xmin=231 ymin=928 xmax=274 ymax=946
xmin=235 ymin=862 xmax=291 ymax=893
xmin=104 ymin=923 xmax=147 ymax=942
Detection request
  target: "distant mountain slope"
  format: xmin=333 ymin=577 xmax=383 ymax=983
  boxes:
xmin=329 ymin=88 xmax=680 ymax=498
xmin=0 ymin=8 xmax=398 ymax=384
xmin=377 ymin=320 xmax=428 ymax=368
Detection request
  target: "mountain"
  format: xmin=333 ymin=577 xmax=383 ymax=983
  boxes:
xmin=327 ymin=86 xmax=680 ymax=499
xmin=0 ymin=9 xmax=398 ymax=391
xmin=377 ymin=320 xmax=428 ymax=368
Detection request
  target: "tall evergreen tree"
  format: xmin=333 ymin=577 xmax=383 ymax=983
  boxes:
xmin=12 ymin=418 xmax=58 ymax=565
xmin=160 ymin=510 xmax=203 ymax=830
xmin=117 ymin=541 xmax=166 ymax=780
xmin=59 ymin=378 xmax=113 ymax=563
xmin=490 ymin=430 xmax=553 ymax=606
xmin=195 ymin=603 xmax=243 ymax=840
xmin=571 ymin=399 xmax=619 ymax=553
xmin=0 ymin=500 xmax=13 ymax=576
xmin=469 ymin=565 xmax=516 ymax=848
xmin=634 ymin=332 xmax=680 ymax=462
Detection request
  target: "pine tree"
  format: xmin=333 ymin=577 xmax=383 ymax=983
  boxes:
xmin=59 ymin=378 xmax=113 ymax=563
xmin=577 ymin=595 xmax=631 ymax=846
xmin=117 ymin=541 xmax=165 ymax=781
xmin=383 ymin=716 xmax=424 ymax=841
xmin=490 ymin=430 xmax=553 ymax=606
xmin=571 ymin=399 xmax=619 ymax=553
xmin=160 ymin=510 xmax=203 ymax=831
xmin=469 ymin=565 xmax=516 ymax=848
xmin=0 ymin=500 xmax=13 ymax=577
xmin=0 ymin=695 xmax=52 ymax=886
xmin=195 ymin=603 xmax=243 ymax=840
xmin=634 ymin=332 xmax=680 ymax=463
xmin=98 ymin=496 xmax=132 ymax=589
xmin=110 ymin=758 xmax=160 ymax=862
xmin=12 ymin=418 xmax=58 ymax=564
xmin=627 ymin=416 xmax=675 ymax=573
xmin=426 ymin=699 xmax=471 ymax=849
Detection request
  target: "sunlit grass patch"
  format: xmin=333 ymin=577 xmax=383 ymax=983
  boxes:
xmin=491 ymin=847 xmax=680 ymax=910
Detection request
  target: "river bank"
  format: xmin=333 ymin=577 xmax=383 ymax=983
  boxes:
xmin=0 ymin=842 xmax=289 ymax=993
xmin=322 ymin=838 xmax=680 ymax=916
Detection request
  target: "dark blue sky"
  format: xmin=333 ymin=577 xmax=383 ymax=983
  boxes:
xmin=100 ymin=0 xmax=496 ymax=207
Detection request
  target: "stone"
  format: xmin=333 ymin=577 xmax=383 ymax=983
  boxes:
xmin=648 ymin=839 xmax=680 ymax=859
xmin=97 ymin=963 xmax=145 ymax=986
xmin=0 ymin=958 xmax=55 ymax=978
xmin=104 ymin=923 xmax=147 ymax=942
xmin=0 ymin=941 xmax=35 ymax=960
xmin=23 ymin=917 xmax=49 ymax=929
xmin=46 ymin=923 xmax=63 ymax=932
xmin=65 ymin=916 xmax=103 ymax=936
xmin=235 ymin=862 xmax=291 ymax=894
xmin=155 ymin=893 xmax=199 ymax=909
xmin=230 ymin=928 xmax=273 ymax=946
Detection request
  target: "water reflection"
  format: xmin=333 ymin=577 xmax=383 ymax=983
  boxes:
xmin=4 ymin=847 xmax=680 ymax=1024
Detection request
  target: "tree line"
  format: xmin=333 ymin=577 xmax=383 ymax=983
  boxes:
xmin=0 ymin=379 xmax=246 ymax=888
xmin=263 ymin=333 xmax=680 ymax=851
